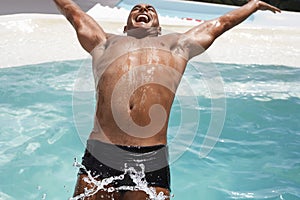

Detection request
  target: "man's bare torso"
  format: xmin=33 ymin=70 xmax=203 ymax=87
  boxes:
xmin=89 ymin=33 xmax=189 ymax=146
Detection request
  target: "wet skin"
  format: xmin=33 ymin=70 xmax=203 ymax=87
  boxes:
xmin=53 ymin=1 xmax=281 ymax=199
xmin=89 ymin=33 xmax=188 ymax=146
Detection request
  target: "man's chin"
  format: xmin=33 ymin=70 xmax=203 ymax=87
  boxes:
xmin=133 ymin=22 xmax=152 ymax=29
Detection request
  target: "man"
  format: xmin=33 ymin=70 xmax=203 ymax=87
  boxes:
xmin=53 ymin=0 xmax=280 ymax=199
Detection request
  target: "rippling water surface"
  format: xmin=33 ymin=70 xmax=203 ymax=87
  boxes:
xmin=0 ymin=60 xmax=299 ymax=199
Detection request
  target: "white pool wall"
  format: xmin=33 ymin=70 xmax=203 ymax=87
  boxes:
xmin=0 ymin=2 xmax=299 ymax=68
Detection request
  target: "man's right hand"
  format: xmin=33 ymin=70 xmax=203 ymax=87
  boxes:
xmin=250 ymin=0 xmax=281 ymax=13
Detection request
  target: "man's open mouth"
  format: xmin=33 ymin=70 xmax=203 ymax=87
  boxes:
xmin=135 ymin=14 xmax=150 ymax=23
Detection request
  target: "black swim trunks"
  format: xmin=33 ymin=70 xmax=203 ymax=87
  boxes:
xmin=79 ymin=140 xmax=171 ymax=191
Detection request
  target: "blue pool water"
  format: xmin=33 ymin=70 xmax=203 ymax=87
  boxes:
xmin=0 ymin=60 xmax=300 ymax=200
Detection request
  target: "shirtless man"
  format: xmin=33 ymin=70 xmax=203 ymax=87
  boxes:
xmin=53 ymin=0 xmax=280 ymax=199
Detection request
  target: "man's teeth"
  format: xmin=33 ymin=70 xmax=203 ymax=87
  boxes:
xmin=137 ymin=15 xmax=149 ymax=22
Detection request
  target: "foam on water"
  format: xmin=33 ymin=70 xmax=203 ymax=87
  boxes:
xmin=70 ymin=159 xmax=169 ymax=200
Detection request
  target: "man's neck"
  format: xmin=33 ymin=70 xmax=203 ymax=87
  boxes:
xmin=126 ymin=27 xmax=161 ymax=39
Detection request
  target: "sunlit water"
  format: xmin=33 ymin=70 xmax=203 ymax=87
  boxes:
xmin=0 ymin=60 xmax=300 ymax=200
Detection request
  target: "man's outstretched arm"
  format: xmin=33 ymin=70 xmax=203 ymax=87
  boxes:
xmin=53 ymin=0 xmax=107 ymax=53
xmin=183 ymin=0 xmax=281 ymax=58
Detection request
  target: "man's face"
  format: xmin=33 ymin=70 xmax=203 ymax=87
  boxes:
xmin=124 ymin=4 xmax=160 ymax=32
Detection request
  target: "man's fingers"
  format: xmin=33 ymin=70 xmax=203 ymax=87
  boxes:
xmin=272 ymin=7 xmax=281 ymax=13
xmin=266 ymin=4 xmax=281 ymax=13
xmin=259 ymin=1 xmax=281 ymax=13
xmin=271 ymin=5 xmax=281 ymax=13
xmin=276 ymin=7 xmax=282 ymax=13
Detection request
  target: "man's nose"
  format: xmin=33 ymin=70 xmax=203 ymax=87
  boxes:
xmin=139 ymin=7 xmax=147 ymax=12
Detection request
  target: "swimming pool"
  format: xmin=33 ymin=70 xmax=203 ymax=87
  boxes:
xmin=1 ymin=1 xmax=300 ymax=200
xmin=1 ymin=59 xmax=299 ymax=199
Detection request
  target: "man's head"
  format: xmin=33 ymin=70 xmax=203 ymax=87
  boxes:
xmin=124 ymin=4 xmax=161 ymax=34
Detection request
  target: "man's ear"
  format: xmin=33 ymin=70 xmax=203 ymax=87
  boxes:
xmin=123 ymin=25 xmax=128 ymax=33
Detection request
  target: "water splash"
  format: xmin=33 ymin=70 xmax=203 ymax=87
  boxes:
xmin=41 ymin=193 xmax=47 ymax=199
xmin=70 ymin=159 xmax=170 ymax=200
